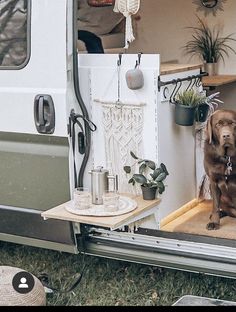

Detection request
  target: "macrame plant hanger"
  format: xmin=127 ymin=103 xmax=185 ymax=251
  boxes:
xmin=114 ymin=0 xmax=140 ymax=48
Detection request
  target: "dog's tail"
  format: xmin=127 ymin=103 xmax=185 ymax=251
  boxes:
xmin=198 ymin=174 xmax=211 ymax=200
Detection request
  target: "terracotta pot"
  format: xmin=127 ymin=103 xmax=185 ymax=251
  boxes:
xmin=141 ymin=186 xmax=157 ymax=200
xmin=204 ymin=63 xmax=218 ymax=76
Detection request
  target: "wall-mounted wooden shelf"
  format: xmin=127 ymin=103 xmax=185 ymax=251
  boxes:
xmin=160 ymin=63 xmax=202 ymax=75
xmin=202 ymin=75 xmax=236 ymax=89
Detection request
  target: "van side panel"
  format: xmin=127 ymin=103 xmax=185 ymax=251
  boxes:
xmin=0 ymin=132 xmax=76 ymax=251
xmin=0 ymin=208 xmax=75 ymax=245
xmin=0 ymin=133 xmax=70 ymax=210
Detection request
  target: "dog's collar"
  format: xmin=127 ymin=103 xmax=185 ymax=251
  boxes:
xmin=224 ymin=155 xmax=233 ymax=180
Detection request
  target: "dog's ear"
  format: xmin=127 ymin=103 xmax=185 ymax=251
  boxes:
xmin=206 ymin=114 xmax=213 ymax=144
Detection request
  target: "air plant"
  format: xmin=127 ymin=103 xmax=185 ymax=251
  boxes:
xmin=175 ymin=89 xmax=207 ymax=107
xmin=205 ymin=91 xmax=224 ymax=107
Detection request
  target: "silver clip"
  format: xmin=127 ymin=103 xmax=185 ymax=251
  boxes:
xmin=226 ymin=157 xmax=233 ymax=176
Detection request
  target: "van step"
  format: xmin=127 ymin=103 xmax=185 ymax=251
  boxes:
xmin=173 ymin=295 xmax=236 ymax=306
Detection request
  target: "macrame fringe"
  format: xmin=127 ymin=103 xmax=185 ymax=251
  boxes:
xmin=125 ymin=15 xmax=135 ymax=48
xmin=113 ymin=0 xmax=140 ymax=48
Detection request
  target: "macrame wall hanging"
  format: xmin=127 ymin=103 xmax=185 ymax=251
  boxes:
xmin=94 ymin=54 xmax=145 ymax=193
xmin=102 ymin=103 xmax=144 ymax=193
xmin=113 ymin=0 xmax=141 ymax=48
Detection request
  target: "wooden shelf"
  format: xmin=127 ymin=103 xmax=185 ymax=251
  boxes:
xmin=41 ymin=194 xmax=161 ymax=231
xmin=202 ymin=75 xmax=236 ymax=88
xmin=160 ymin=63 xmax=202 ymax=75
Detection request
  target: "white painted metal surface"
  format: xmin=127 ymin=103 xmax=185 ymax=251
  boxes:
xmin=78 ymin=54 xmax=160 ymax=203
xmin=78 ymin=55 xmax=199 ymax=229
xmin=157 ymin=69 xmax=200 ymax=221
xmin=0 ymin=0 xmax=68 ymax=136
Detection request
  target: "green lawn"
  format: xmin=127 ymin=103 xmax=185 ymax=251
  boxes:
xmin=0 ymin=241 xmax=236 ymax=306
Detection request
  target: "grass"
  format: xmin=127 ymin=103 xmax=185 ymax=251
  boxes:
xmin=0 ymin=241 xmax=236 ymax=306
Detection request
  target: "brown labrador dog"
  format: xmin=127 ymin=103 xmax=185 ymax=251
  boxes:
xmin=204 ymin=109 xmax=236 ymax=230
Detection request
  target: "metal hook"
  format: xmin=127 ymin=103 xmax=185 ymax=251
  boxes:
xmin=173 ymin=79 xmax=183 ymax=103
xmin=117 ymin=53 xmax=123 ymax=67
xmin=186 ymin=76 xmax=193 ymax=91
xmin=135 ymin=52 xmax=142 ymax=68
xmin=186 ymin=76 xmax=197 ymax=91
xmin=196 ymin=77 xmax=202 ymax=87
xmin=170 ymin=79 xmax=182 ymax=104
xmin=170 ymin=80 xmax=178 ymax=104
xmin=191 ymin=76 xmax=197 ymax=90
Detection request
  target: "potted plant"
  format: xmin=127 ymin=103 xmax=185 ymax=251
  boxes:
xmin=174 ymin=89 xmax=206 ymax=126
xmin=123 ymin=151 xmax=169 ymax=200
xmin=195 ymin=91 xmax=224 ymax=123
xmin=182 ymin=16 xmax=236 ymax=75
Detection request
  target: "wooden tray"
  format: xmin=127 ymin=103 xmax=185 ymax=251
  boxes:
xmin=65 ymin=195 xmax=137 ymax=217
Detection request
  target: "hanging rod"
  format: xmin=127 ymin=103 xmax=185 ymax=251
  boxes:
xmin=158 ymin=71 xmax=209 ymax=91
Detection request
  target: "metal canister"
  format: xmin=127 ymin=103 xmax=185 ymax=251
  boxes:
xmin=89 ymin=167 xmax=109 ymax=205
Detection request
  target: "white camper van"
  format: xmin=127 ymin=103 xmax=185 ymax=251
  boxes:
xmin=1 ymin=0 xmax=236 ymax=278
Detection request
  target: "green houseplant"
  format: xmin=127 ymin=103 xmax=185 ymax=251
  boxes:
xmin=123 ymin=151 xmax=169 ymax=200
xmin=174 ymin=89 xmax=223 ymax=125
xmin=182 ymin=16 xmax=236 ymax=75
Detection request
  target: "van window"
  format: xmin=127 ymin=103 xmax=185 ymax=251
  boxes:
xmin=0 ymin=0 xmax=30 ymax=68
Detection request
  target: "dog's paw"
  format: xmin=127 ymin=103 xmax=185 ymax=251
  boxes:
xmin=219 ymin=210 xmax=228 ymax=219
xmin=206 ymin=222 xmax=220 ymax=230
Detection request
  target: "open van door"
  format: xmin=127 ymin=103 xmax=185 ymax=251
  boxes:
xmin=0 ymin=0 xmax=77 ymax=252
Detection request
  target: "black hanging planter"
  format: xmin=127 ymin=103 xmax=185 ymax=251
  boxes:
xmin=174 ymin=104 xmax=196 ymax=126
xmin=141 ymin=186 xmax=157 ymax=200
xmin=195 ymin=103 xmax=209 ymax=122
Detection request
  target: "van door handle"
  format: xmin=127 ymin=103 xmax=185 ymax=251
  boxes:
xmin=38 ymin=96 xmax=45 ymax=126
xmin=34 ymin=95 xmax=55 ymax=134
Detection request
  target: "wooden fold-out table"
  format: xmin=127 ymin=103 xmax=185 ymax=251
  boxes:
xmin=202 ymin=75 xmax=236 ymax=90
xmin=41 ymin=194 xmax=161 ymax=231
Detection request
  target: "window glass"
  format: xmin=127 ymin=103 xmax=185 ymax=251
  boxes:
xmin=0 ymin=0 xmax=29 ymax=68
